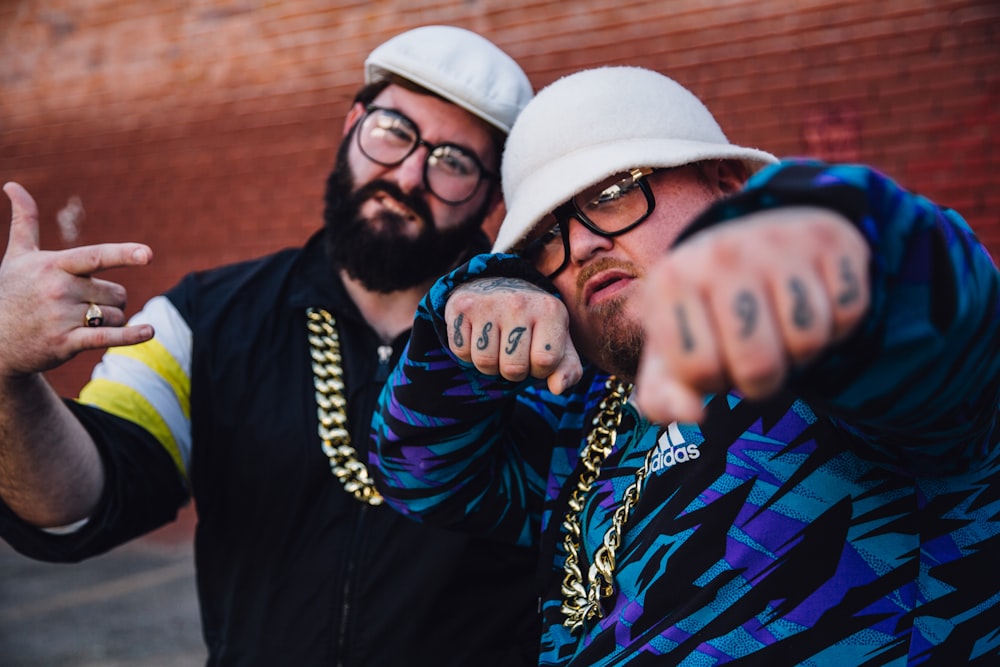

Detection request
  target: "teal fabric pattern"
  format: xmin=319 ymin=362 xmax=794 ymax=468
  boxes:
xmin=373 ymin=161 xmax=1000 ymax=665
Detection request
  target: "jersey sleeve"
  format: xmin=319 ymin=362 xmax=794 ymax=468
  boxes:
xmin=0 ymin=295 xmax=193 ymax=561
xmin=687 ymin=160 xmax=1000 ymax=469
xmin=79 ymin=295 xmax=194 ymax=482
xmin=373 ymin=253 xmax=598 ymax=547
xmin=0 ymin=405 xmax=188 ymax=564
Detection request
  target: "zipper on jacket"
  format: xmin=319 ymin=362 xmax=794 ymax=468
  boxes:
xmin=336 ymin=503 xmax=368 ymax=666
xmin=375 ymin=345 xmax=393 ymax=383
xmin=336 ymin=342 xmax=393 ymax=663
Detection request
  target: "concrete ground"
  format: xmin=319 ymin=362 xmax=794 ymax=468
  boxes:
xmin=0 ymin=507 xmax=206 ymax=666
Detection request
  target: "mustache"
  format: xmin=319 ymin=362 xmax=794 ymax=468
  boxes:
xmin=351 ymin=179 xmax=435 ymax=228
xmin=575 ymin=257 xmax=639 ymax=295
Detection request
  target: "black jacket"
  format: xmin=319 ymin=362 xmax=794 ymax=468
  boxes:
xmin=0 ymin=230 xmax=540 ymax=666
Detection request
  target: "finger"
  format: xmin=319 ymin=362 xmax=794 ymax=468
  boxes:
xmin=79 ymin=303 xmax=131 ymax=329
xmin=4 ymin=181 xmax=41 ymax=254
xmin=497 ymin=322 xmax=533 ymax=382
xmin=468 ymin=318 xmax=502 ymax=376
xmin=545 ymin=341 xmax=583 ymax=395
xmin=524 ymin=301 xmax=574 ymax=380
xmin=446 ymin=308 xmax=475 ymax=362
xmin=641 ymin=255 xmax=727 ymax=395
xmin=643 ymin=293 xmax=725 ymax=396
xmin=57 ymin=242 xmax=153 ymax=278
xmin=821 ymin=251 xmax=870 ymax=342
xmin=767 ymin=270 xmax=832 ymax=366
xmin=84 ymin=277 xmax=130 ymax=313
xmin=710 ymin=283 xmax=786 ymax=400
xmin=70 ymin=323 xmax=155 ymax=351
xmin=526 ymin=324 xmax=570 ymax=380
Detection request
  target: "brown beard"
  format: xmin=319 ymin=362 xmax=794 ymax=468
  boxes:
xmin=321 ymin=131 xmax=491 ymax=293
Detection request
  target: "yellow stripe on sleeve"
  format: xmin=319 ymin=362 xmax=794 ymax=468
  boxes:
xmin=102 ymin=338 xmax=191 ymax=420
xmin=78 ymin=378 xmax=189 ymax=483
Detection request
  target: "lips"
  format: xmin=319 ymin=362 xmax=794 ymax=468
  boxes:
xmin=373 ymin=193 xmax=417 ymax=222
xmin=583 ymin=268 xmax=634 ymax=306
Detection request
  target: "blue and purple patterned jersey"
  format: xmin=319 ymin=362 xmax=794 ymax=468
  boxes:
xmin=373 ymin=162 xmax=1000 ymax=665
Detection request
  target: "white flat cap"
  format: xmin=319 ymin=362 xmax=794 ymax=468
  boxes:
xmin=365 ymin=25 xmax=533 ymax=134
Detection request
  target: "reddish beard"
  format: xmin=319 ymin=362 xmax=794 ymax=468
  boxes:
xmin=570 ymin=257 xmax=644 ymax=380
xmin=579 ymin=297 xmax=644 ymax=381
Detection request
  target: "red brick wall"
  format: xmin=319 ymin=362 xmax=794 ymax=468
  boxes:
xmin=2 ymin=0 xmax=997 ymax=395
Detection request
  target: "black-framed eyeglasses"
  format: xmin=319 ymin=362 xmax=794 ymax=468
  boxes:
xmin=356 ymin=105 xmax=497 ymax=205
xmin=517 ymin=167 xmax=657 ymax=278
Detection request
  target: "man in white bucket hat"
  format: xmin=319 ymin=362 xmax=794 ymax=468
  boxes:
xmin=375 ymin=66 xmax=1000 ymax=664
xmin=0 ymin=25 xmax=539 ymax=665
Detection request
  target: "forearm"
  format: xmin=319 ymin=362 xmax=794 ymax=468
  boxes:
xmin=0 ymin=373 xmax=104 ymax=527
xmin=375 ymin=323 xmax=536 ymax=540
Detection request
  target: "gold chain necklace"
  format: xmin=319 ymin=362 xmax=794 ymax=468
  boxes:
xmin=561 ymin=376 xmax=657 ymax=633
xmin=306 ymin=307 xmax=384 ymax=506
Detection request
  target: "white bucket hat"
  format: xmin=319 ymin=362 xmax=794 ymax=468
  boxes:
xmin=365 ymin=25 xmax=533 ymax=134
xmin=493 ymin=66 xmax=778 ymax=253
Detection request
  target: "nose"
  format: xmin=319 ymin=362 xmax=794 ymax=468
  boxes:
xmin=392 ymin=144 xmax=427 ymax=194
xmin=565 ymin=214 xmax=614 ymax=267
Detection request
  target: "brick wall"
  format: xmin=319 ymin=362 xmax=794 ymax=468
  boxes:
xmin=2 ymin=0 xmax=997 ymax=395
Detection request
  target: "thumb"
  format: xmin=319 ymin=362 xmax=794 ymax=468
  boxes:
xmin=3 ymin=182 xmax=41 ymax=253
xmin=632 ymin=351 xmax=706 ymax=424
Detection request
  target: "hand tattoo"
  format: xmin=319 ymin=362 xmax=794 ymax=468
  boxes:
xmin=734 ymin=291 xmax=758 ymax=338
xmin=453 ymin=313 xmax=465 ymax=348
xmin=476 ymin=322 xmax=493 ymax=351
xmin=789 ymin=278 xmax=814 ymax=329
xmin=675 ymin=305 xmax=695 ymax=352
xmin=505 ymin=327 xmax=527 ymax=354
xmin=836 ymin=257 xmax=861 ymax=306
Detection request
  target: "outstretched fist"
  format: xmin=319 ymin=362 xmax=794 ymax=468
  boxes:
xmin=633 ymin=206 xmax=870 ymax=424
xmin=445 ymin=277 xmax=583 ymax=395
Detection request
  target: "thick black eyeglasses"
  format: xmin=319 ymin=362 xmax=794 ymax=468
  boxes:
xmin=518 ymin=167 xmax=657 ymax=278
xmin=356 ymin=105 xmax=497 ymax=205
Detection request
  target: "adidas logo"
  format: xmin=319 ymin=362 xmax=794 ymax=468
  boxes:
xmin=650 ymin=422 xmax=700 ymax=473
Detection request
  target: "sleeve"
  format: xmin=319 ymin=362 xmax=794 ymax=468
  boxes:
xmin=372 ymin=253 xmax=597 ymax=547
xmin=78 ymin=294 xmax=194 ymax=482
xmin=686 ymin=160 xmax=1000 ymax=468
xmin=0 ymin=403 xmax=188 ymax=562
xmin=0 ymin=293 xmax=194 ymax=561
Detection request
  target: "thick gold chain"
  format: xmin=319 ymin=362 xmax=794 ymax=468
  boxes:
xmin=306 ymin=307 xmax=384 ymax=506
xmin=561 ymin=376 xmax=656 ymax=633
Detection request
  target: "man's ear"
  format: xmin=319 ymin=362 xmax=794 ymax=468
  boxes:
xmin=481 ymin=189 xmax=507 ymax=244
xmin=702 ymin=159 xmax=748 ymax=196
xmin=342 ymin=102 xmax=366 ymax=138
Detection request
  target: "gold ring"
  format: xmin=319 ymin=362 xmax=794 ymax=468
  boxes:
xmin=85 ymin=303 xmax=104 ymax=328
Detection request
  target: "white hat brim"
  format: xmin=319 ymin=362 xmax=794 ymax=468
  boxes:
xmin=494 ymin=138 xmax=777 ymax=253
